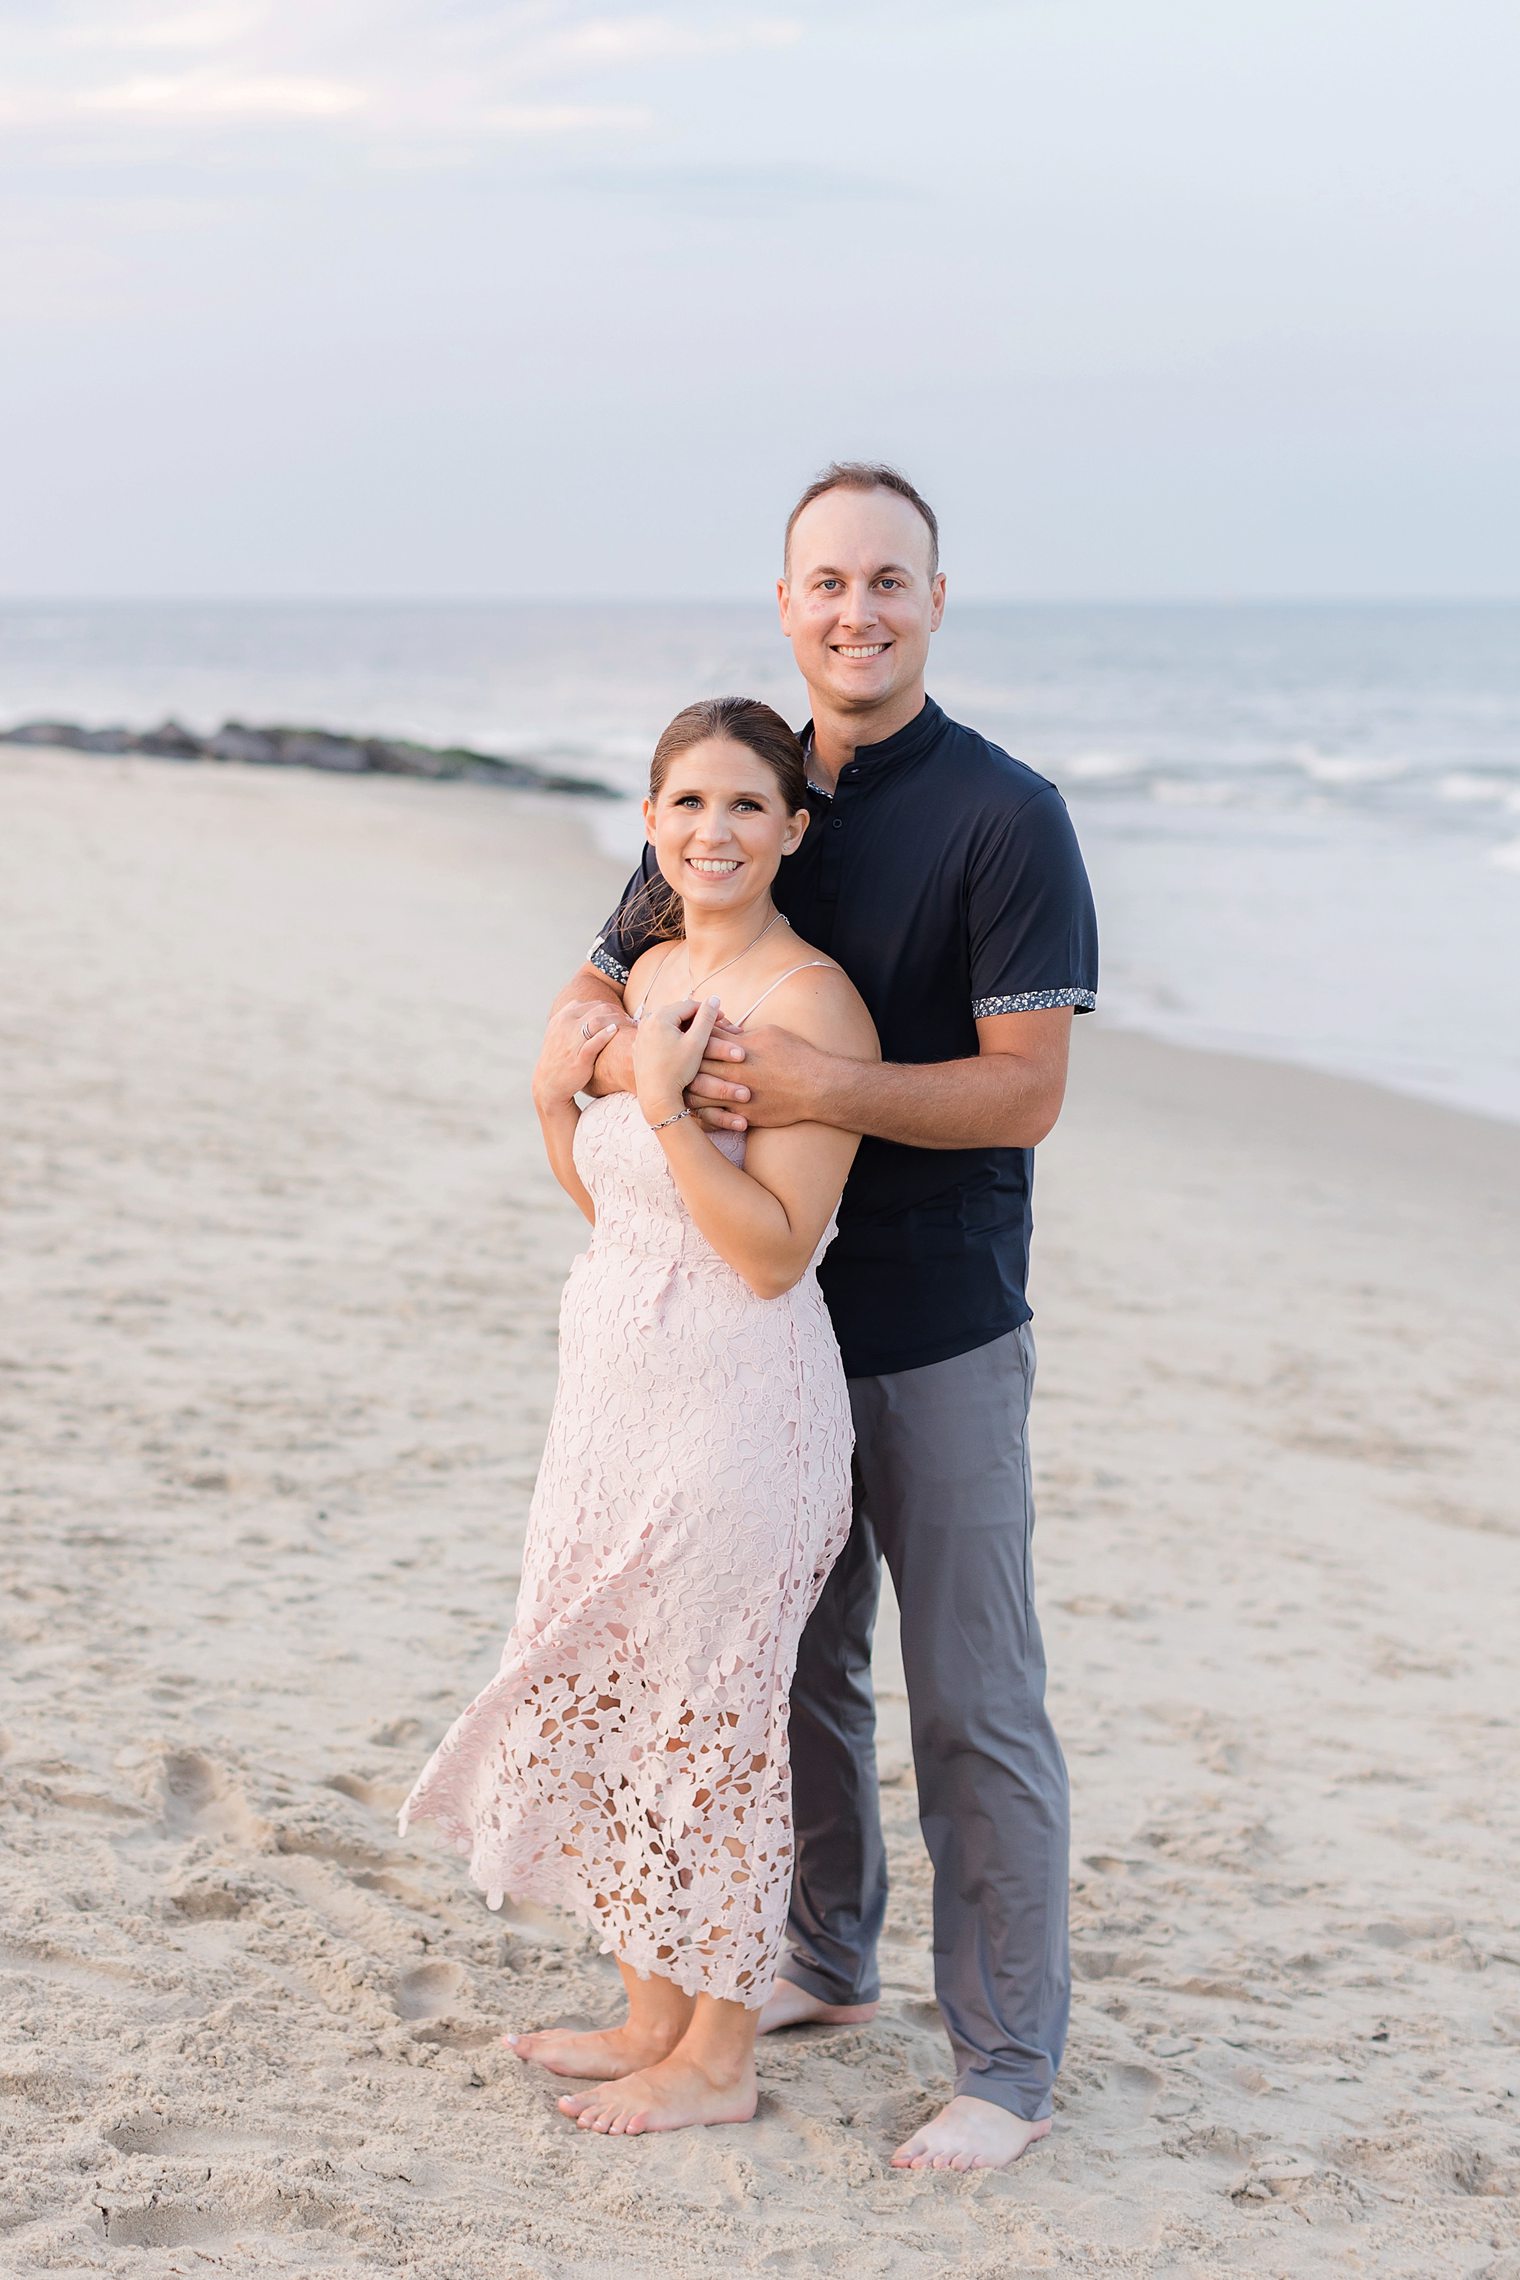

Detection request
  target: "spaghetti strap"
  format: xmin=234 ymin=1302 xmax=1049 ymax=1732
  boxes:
xmin=731 ymin=961 xmax=839 ymax=1027
xmin=632 ymin=945 xmax=681 ymax=1022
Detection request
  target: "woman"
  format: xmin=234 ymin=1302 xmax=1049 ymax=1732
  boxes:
xmin=398 ymin=696 xmax=878 ymax=2137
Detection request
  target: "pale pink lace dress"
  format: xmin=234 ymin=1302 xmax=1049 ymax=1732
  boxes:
xmin=397 ymin=1077 xmax=853 ymax=2006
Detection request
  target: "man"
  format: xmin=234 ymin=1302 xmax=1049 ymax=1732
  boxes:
xmin=551 ymin=463 xmax=1097 ymax=2172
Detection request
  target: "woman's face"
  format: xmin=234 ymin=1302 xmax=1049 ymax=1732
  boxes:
xmin=643 ymin=736 xmax=808 ymax=917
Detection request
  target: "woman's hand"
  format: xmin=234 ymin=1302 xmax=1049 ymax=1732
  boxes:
xmin=534 ymin=1000 xmax=622 ymax=1112
xmin=634 ymin=996 xmax=722 ymax=1125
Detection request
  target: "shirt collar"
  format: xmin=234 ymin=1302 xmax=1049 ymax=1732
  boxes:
xmin=799 ymin=694 xmax=945 ymax=794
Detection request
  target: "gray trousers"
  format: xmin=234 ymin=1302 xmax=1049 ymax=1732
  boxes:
xmin=782 ymin=1323 xmax=1070 ymax=2121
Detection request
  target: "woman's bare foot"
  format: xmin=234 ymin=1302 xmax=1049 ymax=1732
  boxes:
xmin=756 ymin=1979 xmax=878 ymax=2034
xmin=891 ymin=2096 xmax=1051 ymax=2172
xmin=558 ymin=2050 xmax=758 ymax=2135
xmin=504 ymin=2018 xmax=685 ymax=2080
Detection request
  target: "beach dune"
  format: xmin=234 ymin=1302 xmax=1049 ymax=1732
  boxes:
xmin=2 ymin=745 xmax=1517 ymax=2277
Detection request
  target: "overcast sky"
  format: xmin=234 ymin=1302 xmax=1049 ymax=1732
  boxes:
xmin=2 ymin=0 xmax=1516 ymax=600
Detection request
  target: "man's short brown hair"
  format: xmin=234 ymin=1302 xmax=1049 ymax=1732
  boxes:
xmin=783 ymin=460 xmax=940 ymax=577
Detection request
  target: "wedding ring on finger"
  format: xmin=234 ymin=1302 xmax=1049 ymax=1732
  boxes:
xmin=580 ymin=1019 xmax=594 ymax=1039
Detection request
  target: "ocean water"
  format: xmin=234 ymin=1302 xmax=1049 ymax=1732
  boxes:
xmin=3 ymin=600 xmax=1517 ymax=1124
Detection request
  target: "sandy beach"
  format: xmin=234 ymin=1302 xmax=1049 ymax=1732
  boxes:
xmin=3 ymin=742 xmax=1518 ymax=2279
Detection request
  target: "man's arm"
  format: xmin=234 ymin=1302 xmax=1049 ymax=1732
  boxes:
xmin=552 ymin=959 xmax=752 ymax=1110
xmin=695 ymin=1005 xmax=1074 ymax=1150
xmin=549 ymin=963 xmax=634 ymax=1097
xmin=708 ymin=778 xmax=1096 ymax=1149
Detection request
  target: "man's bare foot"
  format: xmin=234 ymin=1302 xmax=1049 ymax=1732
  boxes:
xmin=557 ymin=2050 xmax=758 ymax=2135
xmin=891 ymin=2095 xmax=1051 ymax=2173
xmin=756 ymin=1979 xmax=878 ymax=2035
xmin=504 ymin=2019 xmax=684 ymax=2081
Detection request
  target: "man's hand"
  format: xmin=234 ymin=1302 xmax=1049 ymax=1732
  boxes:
xmin=549 ymin=963 xmax=631 ymax=1098
xmin=691 ymin=1022 xmax=825 ymax=1133
xmin=534 ymin=1000 xmax=622 ymax=1113
xmin=675 ymin=1015 xmax=749 ymax=1133
xmin=586 ymin=1018 xmax=637 ymax=1099
xmin=694 ymin=1003 xmax=1074 ymax=1150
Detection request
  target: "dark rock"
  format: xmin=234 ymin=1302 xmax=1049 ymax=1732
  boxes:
xmin=204 ymin=723 xmax=283 ymax=766
xmin=1 ymin=714 xmax=616 ymax=797
xmin=136 ymin=718 xmax=202 ymax=759
xmin=0 ymin=719 xmax=90 ymax=747
xmin=271 ymin=729 xmax=369 ymax=773
xmin=366 ymin=739 xmax=454 ymax=779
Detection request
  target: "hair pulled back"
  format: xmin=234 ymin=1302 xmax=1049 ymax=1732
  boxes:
xmin=636 ymin=696 xmax=808 ymax=942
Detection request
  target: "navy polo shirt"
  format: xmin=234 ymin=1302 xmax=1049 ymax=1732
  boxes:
xmin=589 ymin=696 xmax=1098 ymax=1378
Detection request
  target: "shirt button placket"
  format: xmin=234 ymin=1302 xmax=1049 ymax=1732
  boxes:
xmin=820 ymin=790 xmax=848 ymax=903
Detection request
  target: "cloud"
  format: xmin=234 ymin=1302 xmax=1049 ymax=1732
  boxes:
xmin=62 ymin=7 xmax=263 ymax=52
xmin=0 ymin=4 xmax=802 ymax=152
xmin=562 ymin=161 xmax=908 ymax=208
xmin=551 ymin=15 xmax=802 ymax=65
xmin=76 ymin=74 xmax=367 ymax=120
xmin=484 ymin=102 xmax=653 ymax=135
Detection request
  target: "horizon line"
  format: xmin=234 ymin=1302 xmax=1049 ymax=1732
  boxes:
xmin=2 ymin=593 xmax=1518 ymax=611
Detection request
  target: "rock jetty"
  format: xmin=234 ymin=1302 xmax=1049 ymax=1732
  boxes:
xmin=0 ymin=717 xmax=616 ymax=796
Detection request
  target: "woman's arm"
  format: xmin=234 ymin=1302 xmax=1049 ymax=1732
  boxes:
xmin=635 ymin=972 xmax=879 ymax=1299
xmin=532 ymin=1000 xmax=622 ymax=1224
xmin=536 ymin=1097 xmax=595 ymax=1223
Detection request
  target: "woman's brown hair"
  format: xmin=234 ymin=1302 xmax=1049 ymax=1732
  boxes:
xmin=634 ymin=696 xmax=808 ymax=942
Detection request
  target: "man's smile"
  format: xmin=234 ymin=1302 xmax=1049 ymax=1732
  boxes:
xmin=833 ymin=642 xmax=892 ymax=659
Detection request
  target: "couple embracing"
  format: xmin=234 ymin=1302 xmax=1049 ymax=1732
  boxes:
xmin=399 ymin=463 xmax=1099 ymax=2173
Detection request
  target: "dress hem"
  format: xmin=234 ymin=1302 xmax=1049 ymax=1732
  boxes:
xmin=396 ymin=1802 xmax=780 ymax=2011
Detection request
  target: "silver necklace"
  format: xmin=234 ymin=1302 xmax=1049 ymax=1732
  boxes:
xmin=655 ymin=908 xmax=788 ymax=1010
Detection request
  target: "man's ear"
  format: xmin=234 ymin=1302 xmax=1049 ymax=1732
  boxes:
xmin=776 ymin=575 xmax=792 ymax=635
xmin=929 ymin=571 xmax=947 ymax=632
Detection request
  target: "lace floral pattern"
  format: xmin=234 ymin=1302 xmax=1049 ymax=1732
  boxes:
xmin=398 ymin=1093 xmax=853 ymax=2006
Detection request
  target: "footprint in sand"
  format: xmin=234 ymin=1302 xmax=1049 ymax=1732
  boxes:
xmin=103 ymin=2117 xmax=281 ymax=2158
xmin=392 ymin=1958 xmax=469 ymax=2019
xmin=151 ymin=1748 xmax=268 ymax=1845
xmin=96 ymin=2184 xmax=384 ymax=2252
xmin=367 ymin=1716 xmax=427 ymax=1749
xmin=272 ymin=1815 xmax=388 ymax=1871
xmin=324 ymin=1768 xmax=408 ymax=1812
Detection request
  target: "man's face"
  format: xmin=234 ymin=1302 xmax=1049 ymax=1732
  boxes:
xmin=778 ymin=486 xmax=946 ymax=718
